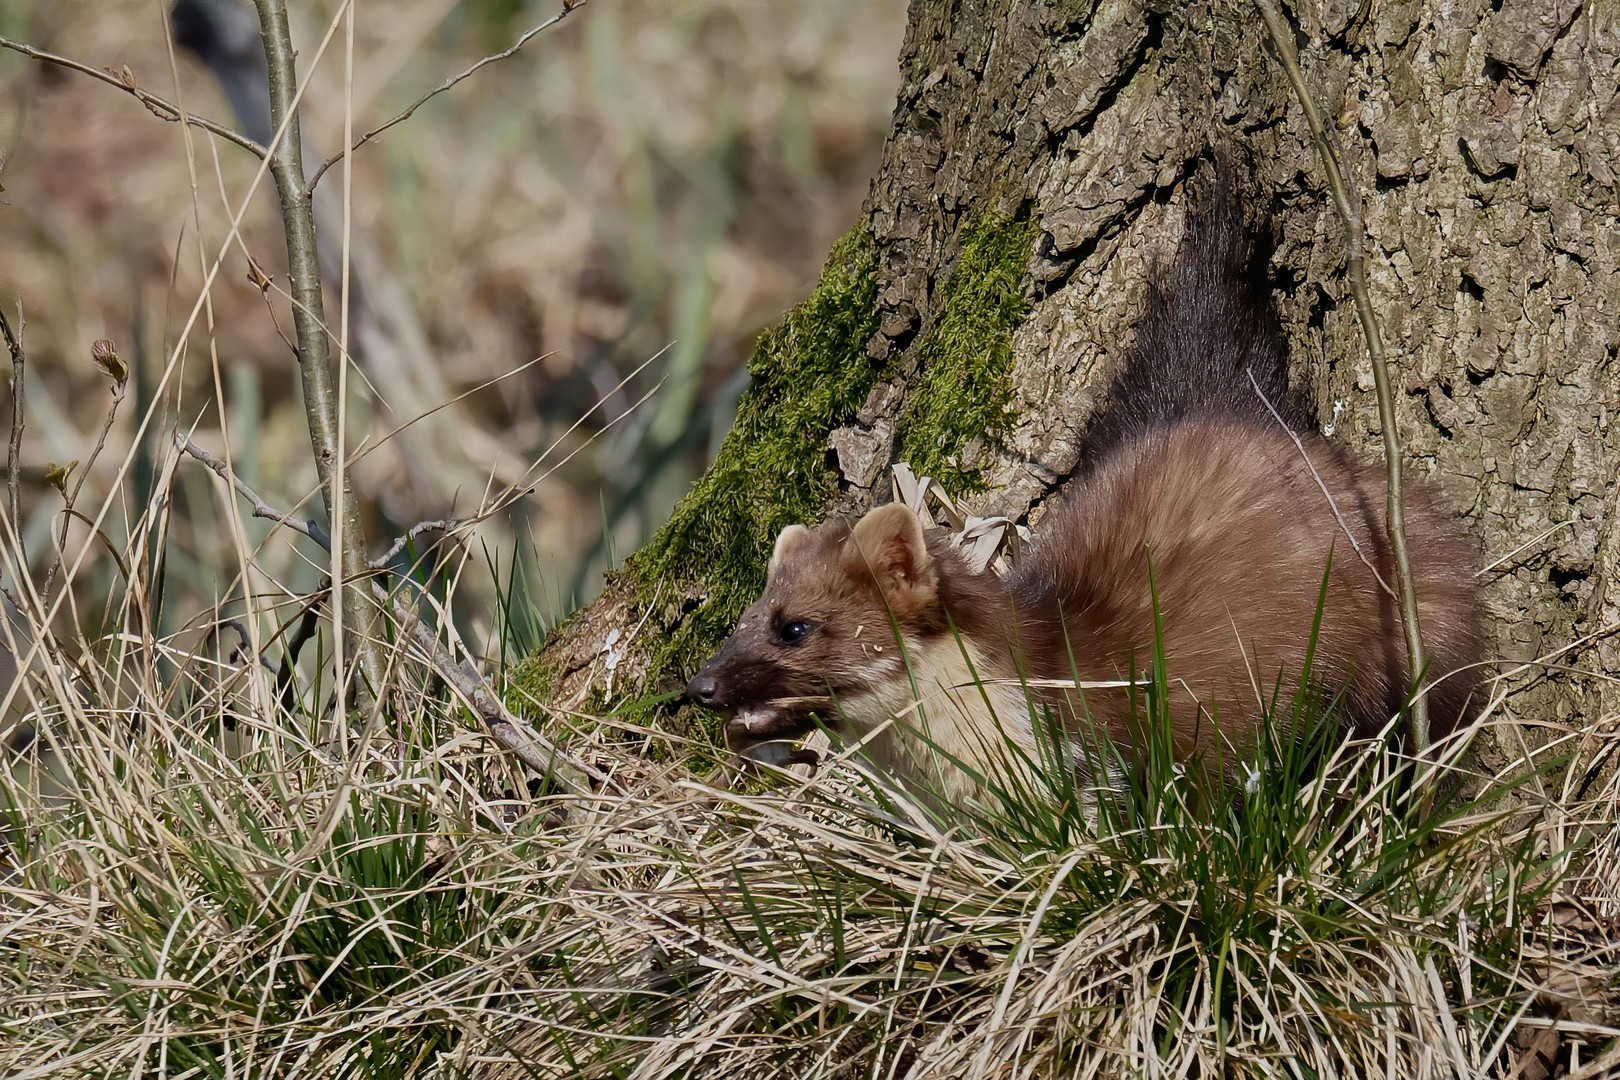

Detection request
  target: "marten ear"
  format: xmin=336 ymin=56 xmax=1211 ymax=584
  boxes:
xmin=768 ymin=524 xmax=815 ymax=576
xmin=845 ymin=504 xmax=937 ymax=611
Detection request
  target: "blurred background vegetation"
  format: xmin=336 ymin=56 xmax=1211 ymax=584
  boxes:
xmin=0 ymin=0 xmax=904 ymax=660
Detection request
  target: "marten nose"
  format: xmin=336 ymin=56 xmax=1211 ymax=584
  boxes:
xmin=686 ymin=672 xmax=721 ymax=706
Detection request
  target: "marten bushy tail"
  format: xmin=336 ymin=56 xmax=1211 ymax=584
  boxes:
xmin=1083 ymin=190 xmax=1310 ymax=459
xmin=687 ymin=181 xmax=1485 ymax=801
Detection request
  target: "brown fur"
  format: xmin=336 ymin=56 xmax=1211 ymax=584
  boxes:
xmin=686 ymin=417 xmax=1481 ymax=797
xmin=1005 ymin=418 xmax=1480 ymax=757
xmin=687 ymin=192 xmax=1483 ymax=801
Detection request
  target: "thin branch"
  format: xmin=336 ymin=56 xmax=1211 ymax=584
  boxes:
xmin=43 ymin=341 xmax=130 ymax=600
xmin=245 ymin=260 xmax=300 ymax=357
xmin=174 ymin=438 xmax=604 ymax=797
xmin=209 ymin=617 xmax=279 ymax=677
xmin=277 ymin=586 xmax=326 ymax=713
xmin=391 ymin=593 xmax=602 ymax=797
xmin=0 ymin=35 xmax=267 ymax=158
xmin=1249 ymin=370 xmax=1396 ymax=600
xmin=1255 ymin=0 xmax=1432 ymax=756
xmin=253 ymin=0 xmax=386 ymax=699
xmin=370 ymin=518 xmax=467 ymax=570
xmin=0 ymin=303 xmax=22 ymax=529
xmin=302 ymin=1 xmax=588 ymax=196
xmin=178 ymin=436 xmax=331 ymax=549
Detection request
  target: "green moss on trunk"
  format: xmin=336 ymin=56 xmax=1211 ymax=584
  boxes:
xmin=504 ymin=650 xmax=559 ymax=715
xmin=551 ymin=209 xmax=1036 ymax=746
xmin=897 ymin=209 xmax=1036 ymax=493
xmin=631 ymin=225 xmax=884 ymax=676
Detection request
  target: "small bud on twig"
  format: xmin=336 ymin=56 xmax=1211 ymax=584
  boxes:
xmin=246 ymin=259 xmax=273 ymax=293
xmin=44 ymin=460 xmax=76 ymax=492
xmin=90 ymin=338 xmax=127 ymax=386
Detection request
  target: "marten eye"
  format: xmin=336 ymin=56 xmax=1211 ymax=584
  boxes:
xmin=777 ymin=620 xmax=811 ymax=645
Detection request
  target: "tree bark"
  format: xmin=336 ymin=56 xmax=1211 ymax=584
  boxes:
xmin=528 ymin=0 xmax=1620 ymax=761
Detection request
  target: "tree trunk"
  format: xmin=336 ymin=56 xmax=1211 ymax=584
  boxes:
xmin=525 ymin=0 xmax=1620 ymax=762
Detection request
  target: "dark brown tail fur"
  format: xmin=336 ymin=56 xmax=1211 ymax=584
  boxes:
xmin=1079 ymin=190 xmax=1311 ymax=461
xmin=688 ymin=180 xmax=1484 ymax=797
xmin=1008 ymin=185 xmax=1482 ymax=754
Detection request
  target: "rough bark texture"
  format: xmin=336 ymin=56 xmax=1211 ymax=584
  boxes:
xmin=524 ymin=0 xmax=1620 ymax=759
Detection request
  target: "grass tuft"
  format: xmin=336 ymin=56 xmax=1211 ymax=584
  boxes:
xmin=1 ymin=595 xmax=1609 ymax=1078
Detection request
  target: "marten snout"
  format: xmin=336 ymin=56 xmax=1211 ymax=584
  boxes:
xmin=685 ymin=635 xmax=768 ymax=715
xmin=684 ymin=670 xmax=722 ymax=707
xmin=688 ymin=637 xmax=825 ymax=747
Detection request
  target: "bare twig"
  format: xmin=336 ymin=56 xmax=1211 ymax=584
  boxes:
xmin=252 ymin=0 xmax=386 ymax=700
xmin=43 ymin=341 xmax=130 ymax=599
xmin=1249 ymin=370 xmax=1397 ymax=600
xmin=0 ymin=36 xmax=267 ymax=159
xmin=0 ymin=303 xmax=22 ymax=529
xmin=391 ymin=595 xmax=601 ymax=796
xmin=277 ymin=586 xmax=327 ymax=712
xmin=303 ymin=1 xmax=589 ymax=196
xmin=1255 ymin=0 xmax=1432 ymax=755
xmin=175 ymin=438 xmax=603 ymax=796
xmin=178 ymin=436 xmax=331 ymax=549
xmin=208 ymin=618 xmax=278 ymax=677
xmin=370 ymin=518 xmax=467 ymax=570
xmin=245 ymin=260 xmax=300 ymax=357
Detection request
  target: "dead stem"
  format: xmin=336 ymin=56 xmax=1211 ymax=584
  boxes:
xmin=1248 ymin=369 xmax=1396 ymax=600
xmin=302 ymin=1 xmax=589 ymax=196
xmin=251 ymin=0 xmax=387 ymax=703
xmin=175 ymin=435 xmax=603 ymax=798
xmin=1254 ymin=0 xmax=1432 ymax=756
xmin=42 ymin=342 xmax=130 ymax=601
xmin=0 ymin=35 xmax=267 ymax=158
xmin=0 ymin=303 xmax=22 ymax=531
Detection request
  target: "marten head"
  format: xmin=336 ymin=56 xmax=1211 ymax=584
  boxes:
xmin=686 ymin=504 xmax=969 ymax=758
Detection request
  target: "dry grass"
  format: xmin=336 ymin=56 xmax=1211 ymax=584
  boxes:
xmin=0 ymin=0 xmax=902 ymax=635
xmin=2 ymin=539 xmax=1618 ymax=1077
xmin=0 ymin=382 xmax=1614 ymax=1076
xmin=2 ymin=3 xmax=1620 ymax=1078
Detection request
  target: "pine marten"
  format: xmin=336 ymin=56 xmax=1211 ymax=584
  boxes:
xmin=685 ymin=193 xmax=1483 ymax=805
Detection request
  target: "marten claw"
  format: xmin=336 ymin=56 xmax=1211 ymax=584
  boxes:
xmin=739 ymin=740 xmax=820 ymax=772
xmin=783 ymin=746 xmax=821 ymax=773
